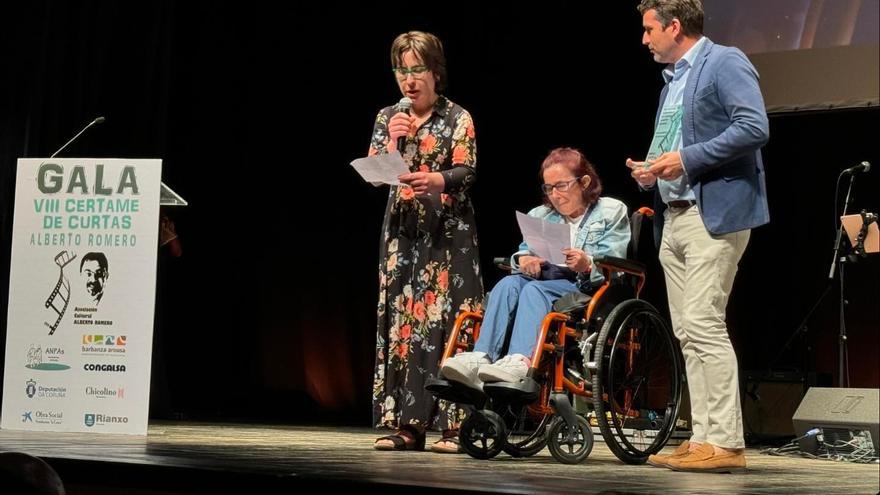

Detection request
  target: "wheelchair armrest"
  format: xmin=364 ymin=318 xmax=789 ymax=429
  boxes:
xmin=493 ymin=257 xmax=512 ymax=272
xmin=593 ymin=256 xmax=646 ymax=275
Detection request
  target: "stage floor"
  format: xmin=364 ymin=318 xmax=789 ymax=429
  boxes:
xmin=1 ymin=422 xmax=878 ymax=494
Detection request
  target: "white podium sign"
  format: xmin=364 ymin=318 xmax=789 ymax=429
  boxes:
xmin=2 ymin=158 xmax=162 ymax=435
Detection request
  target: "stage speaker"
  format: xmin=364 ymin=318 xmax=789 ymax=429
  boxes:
xmin=741 ymin=370 xmax=805 ymax=441
xmin=792 ymin=387 xmax=879 ymax=454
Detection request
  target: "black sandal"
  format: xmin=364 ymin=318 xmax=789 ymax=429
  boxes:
xmin=430 ymin=429 xmax=462 ymax=454
xmin=373 ymin=424 xmax=426 ymax=451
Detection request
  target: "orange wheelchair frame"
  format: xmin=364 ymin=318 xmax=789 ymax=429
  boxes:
xmin=430 ymin=208 xmax=685 ymax=464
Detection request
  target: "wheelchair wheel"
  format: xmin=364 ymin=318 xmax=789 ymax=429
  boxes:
xmin=460 ymin=409 xmax=506 ymax=460
xmin=500 ymin=404 xmax=550 ymax=457
xmin=547 ymin=415 xmax=594 ymax=464
xmin=592 ymin=299 xmax=684 ymax=465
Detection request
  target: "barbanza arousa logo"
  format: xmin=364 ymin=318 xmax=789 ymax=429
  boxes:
xmin=82 ymin=334 xmax=126 ymax=356
xmin=25 ymin=344 xmax=70 ymax=371
xmin=44 ymin=250 xmax=77 ymax=335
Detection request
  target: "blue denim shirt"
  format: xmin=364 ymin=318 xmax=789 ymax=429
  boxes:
xmin=510 ymin=197 xmax=631 ymax=287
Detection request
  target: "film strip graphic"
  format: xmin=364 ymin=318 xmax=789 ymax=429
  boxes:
xmin=44 ymin=251 xmax=77 ymax=335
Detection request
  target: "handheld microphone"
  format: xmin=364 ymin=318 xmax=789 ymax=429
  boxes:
xmin=50 ymin=116 xmax=106 ymax=158
xmin=842 ymin=161 xmax=871 ymax=175
xmin=396 ymin=97 xmax=412 ymax=152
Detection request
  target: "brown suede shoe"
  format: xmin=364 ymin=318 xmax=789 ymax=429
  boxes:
xmin=666 ymin=442 xmax=747 ymax=473
xmin=646 ymin=440 xmax=691 ymax=467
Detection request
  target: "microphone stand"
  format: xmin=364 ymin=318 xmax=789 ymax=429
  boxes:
xmin=827 ymin=171 xmax=858 ymax=387
xmin=50 ymin=117 xmax=105 ymax=158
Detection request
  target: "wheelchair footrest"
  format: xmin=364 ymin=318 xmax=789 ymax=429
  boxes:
xmin=483 ymin=378 xmax=541 ymax=404
xmin=425 ymin=377 xmax=487 ymax=408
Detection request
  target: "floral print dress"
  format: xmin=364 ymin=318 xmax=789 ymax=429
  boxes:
xmin=369 ymin=96 xmax=483 ymax=430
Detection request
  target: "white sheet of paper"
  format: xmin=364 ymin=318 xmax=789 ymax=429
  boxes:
xmin=350 ymin=151 xmax=410 ymax=185
xmin=515 ymin=211 xmax=570 ymax=265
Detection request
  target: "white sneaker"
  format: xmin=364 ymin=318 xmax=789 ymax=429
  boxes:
xmin=440 ymin=352 xmax=490 ymax=390
xmin=478 ymin=354 xmax=530 ymax=383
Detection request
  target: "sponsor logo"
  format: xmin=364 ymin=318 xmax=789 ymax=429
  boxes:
xmin=83 ymin=363 xmax=126 ymax=372
xmin=25 ymin=344 xmax=70 ymax=371
xmin=82 ymin=335 xmax=127 ymax=356
xmin=84 ymin=413 xmax=129 ymax=427
xmin=26 ymin=379 xmax=37 ymax=398
xmin=25 ymin=378 xmax=67 ymax=399
xmin=22 ymin=410 xmax=64 ymax=425
xmin=85 ymin=386 xmax=125 ymax=399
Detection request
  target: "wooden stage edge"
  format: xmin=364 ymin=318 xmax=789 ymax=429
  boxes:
xmin=0 ymin=421 xmax=877 ymax=495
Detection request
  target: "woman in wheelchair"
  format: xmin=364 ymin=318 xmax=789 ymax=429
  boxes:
xmin=441 ymin=147 xmax=630 ymax=388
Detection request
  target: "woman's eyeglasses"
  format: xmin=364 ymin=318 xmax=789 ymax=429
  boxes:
xmin=392 ymin=65 xmax=430 ymax=80
xmin=541 ymin=176 xmax=584 ymax=195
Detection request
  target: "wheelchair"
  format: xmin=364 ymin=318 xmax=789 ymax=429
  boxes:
xmin=426 ymin=208 xmax=685 ymax=465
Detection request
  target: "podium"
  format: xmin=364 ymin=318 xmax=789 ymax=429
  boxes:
xmin=1 ymin=158 xmax=168 ymax=435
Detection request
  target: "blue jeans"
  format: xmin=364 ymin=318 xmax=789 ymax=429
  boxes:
xmin=473 ymin=275 xmax=578 ymax=360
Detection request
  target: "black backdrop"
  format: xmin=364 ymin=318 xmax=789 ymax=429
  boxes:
xmin=1 ymin=2 xmax=877 ymax=425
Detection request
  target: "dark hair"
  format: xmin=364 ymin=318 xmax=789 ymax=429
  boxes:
xmin=80 ymin=252 xmax=108 ymax=273
xmin=0 ymin=452 xmax=66 ymax=495
xmin=638 ymin=0 xmax=704 ymax=37
xmin=390 ymin=31 xmax=447 ymax=91
xmin=540 ymin=147 xmax=603 ymax=209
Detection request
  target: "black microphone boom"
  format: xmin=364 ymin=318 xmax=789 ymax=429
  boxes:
xmin=50 ymin=116 xmax=106 ymax=158
xmin=396 ymin=97 xmax=412 ymax=153
xmin=842 ymin=161 xmax=871 ymax=175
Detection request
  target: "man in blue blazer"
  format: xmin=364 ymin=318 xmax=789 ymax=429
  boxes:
xmin=628 ymin=0 xmax=769 ymax=473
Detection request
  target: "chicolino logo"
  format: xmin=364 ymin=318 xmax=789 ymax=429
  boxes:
xmin=86 ymin=386 xmax=125 ymax=399
xmin=25 ymin=344 xmax=70 ymax=371
xmin=84 ymin=413 xmax=129 ymax=427
xmin=82 ymin=335 xmax=127 ymax=356
xmin=83 ymin=363 xmax=126 ymax=373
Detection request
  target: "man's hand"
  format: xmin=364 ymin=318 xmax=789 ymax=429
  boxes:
xmin=627 ymin=158 xmax=657 ymax=187
xmin=647 ymin=151 xmax=684 ymax=181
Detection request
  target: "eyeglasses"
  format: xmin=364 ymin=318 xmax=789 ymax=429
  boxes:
xmin=392 ymin=65 xmax=430 ymax=80
xmin=541 ymin=176 xmax=584 ymax=195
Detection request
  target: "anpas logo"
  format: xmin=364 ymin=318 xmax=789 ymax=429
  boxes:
xmin=32 ymin=410 xmax=64 ymax=425
xmin=26 ymin=379 xmax=37 ymax=398
xmin=83 ymin=363 xmax=126 ymax=373
xmin=86 ymin=386 xmax=125 ymax=399
xmin=84 ymin=413 xmax=129 ymax=427
xmin=25 ymin=344 xmax=70 ymax=371
xmin=82 ymin=335 xmax=127 ymax=356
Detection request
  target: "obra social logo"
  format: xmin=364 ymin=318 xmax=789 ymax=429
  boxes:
xmin=84 ymin=413 xmax=129 ymax=427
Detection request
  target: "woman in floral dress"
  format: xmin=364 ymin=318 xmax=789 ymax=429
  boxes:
xmin=369 ymin=31 xmax=483 ymax=452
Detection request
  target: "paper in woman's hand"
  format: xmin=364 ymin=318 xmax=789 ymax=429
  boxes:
xmin=350 ymin=151 xmax=410 ymax=186
xmin=515 ymin=211 xmax=570 ymax=265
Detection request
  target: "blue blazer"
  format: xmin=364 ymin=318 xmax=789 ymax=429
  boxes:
xmin=653 ymin=38 xmax=770 ymax=240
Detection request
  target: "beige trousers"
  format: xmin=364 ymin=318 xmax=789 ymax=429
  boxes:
xmin=659 ymin=205 xmax=750 ymax=449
